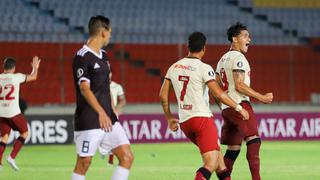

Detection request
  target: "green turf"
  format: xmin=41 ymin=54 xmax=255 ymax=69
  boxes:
xmin=0 ymin=141 xmax=319 ymax=180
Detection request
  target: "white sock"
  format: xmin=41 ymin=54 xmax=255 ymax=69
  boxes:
xmin=111 ymin=166 xmax=130 ymax=180
xmin=71 ymin=172 xmax=85 ymax=180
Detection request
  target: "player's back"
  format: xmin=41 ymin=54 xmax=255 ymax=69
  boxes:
xmin=0 ymin=73 xmax=26 ymax=118
xmin=166 ymin=57 xmax=215 ymax=122
xmin=217 ymin=50 xmax=250 ymax=108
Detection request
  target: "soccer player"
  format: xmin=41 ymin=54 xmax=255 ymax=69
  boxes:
xmin=71 ymin=15 xmax=133 ymax=180
xmin=100 ymin=68 xmax=127 ymax=165
xmin=109 ymin=69 xmax=126 ymax=116
xmin=0 ymin=56 xmax=41 ymax=171
xmin=215 ymin=22 xmax=273 ymax=180
xmin=159 ymin=32 xmax=249 ymax=180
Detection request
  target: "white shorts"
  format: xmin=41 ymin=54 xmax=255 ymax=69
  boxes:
xmin=74 ymin=122 xmax=130 ymax=157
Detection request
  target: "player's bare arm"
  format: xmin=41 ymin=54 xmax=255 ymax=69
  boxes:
xmin=211 ymin=73 xmax=223 ymax=110
xmin=79 ymin=81 xmax=112 ymax=131
xmin=159 ymin=79 xmax=179 ymax=131
xmin=233 ymin=70 xmax=273 ymax=103
xmin=207 ymin=80 xmax=249 ymax=120
xmin=115 ymin=95 xmax=126 ymax=115
xmin=26 ymin=56 xmax=41 ymax=82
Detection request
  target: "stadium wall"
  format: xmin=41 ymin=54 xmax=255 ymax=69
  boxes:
xmin=0 ymin=42 xmax=319 ymax=104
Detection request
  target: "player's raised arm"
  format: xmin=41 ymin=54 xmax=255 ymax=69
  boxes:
xmin=207 ymin=80 xmax=249 ymax=120
xmin=26 ymin=56 xmax=41 ymax=82
xmin=159 ymin=79 xmax=179 ymax=131
xmin=233 ymin=70 xmax=273 ymax=104
xmin=79 ymin=81 xmax=113 ymax=132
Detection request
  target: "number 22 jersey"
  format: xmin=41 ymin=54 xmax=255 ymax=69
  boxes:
xmin=0 ymin=73 xmax=26 ymax=118
xmin=165 ymin=57 xmax=216 ymax=123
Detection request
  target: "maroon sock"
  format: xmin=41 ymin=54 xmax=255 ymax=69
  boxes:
xmin=0 ymin=142 xmax=6 ymax=165
xmin=195 ymin=167 xmax=211 ymax=180
xmin=246 ymin=138 xmax=261 ymax=180
xmin=216 ymin=168 xmax=231 ymax=180
xmin=108 ymin=154 xmax=114 ymax=164
xmin=224 ymin=150 xmax=240 ymax=173
xmin=10 ymin=136 xmax=25 ymax=159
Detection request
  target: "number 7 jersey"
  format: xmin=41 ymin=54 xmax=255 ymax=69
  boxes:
xmin=165 ymin=57 xmax=216 ymax=123
xmin=0 ymin=73 xmax=26 ymax=118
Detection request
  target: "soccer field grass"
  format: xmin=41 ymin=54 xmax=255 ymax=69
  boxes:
xmin=0 ymin=141 xmax=319 ymax=180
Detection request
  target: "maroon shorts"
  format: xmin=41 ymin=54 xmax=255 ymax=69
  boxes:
xmin=0 ymin=114 xmax=28 ymax=135
xmin=221 ymin=101 xmax=258 ymax=145
xmin=180 ymin=116 xmax=220 ymax=154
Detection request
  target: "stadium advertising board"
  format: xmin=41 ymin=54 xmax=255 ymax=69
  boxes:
xmin=6 ymin=113 xmax=319 ymax=145
xmin=7 ymin=115 xmax=74 ymax=145
xmin=120 ymin=112 xmax=320 ymax=143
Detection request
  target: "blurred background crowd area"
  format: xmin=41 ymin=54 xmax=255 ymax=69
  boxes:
xmin=0 ymin=0 xmax=319 ymax=105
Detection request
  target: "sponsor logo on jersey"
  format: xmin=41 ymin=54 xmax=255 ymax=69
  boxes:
xmin=77 ymin=68 xmax=84 ymax=78
xmin=174 ymin=64 xmax=195 ymax=71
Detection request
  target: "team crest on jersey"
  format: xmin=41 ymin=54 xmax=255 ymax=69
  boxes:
xmin=77 ymin=68 xmax=84 ymax=78
xmin=208 ymin=71 xmax=215 ymax=77
xmin=237 ymin=61 xmax=243 ymax=68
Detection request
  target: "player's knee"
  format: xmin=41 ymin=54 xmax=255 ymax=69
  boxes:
xmin=21 ymin=131 xmax=28 ymax=139
xmin=246 ymin=137 xmax=261 ymax=160
xmin=122 ymin=151 xmax=134 ymax=165
xmin=202 ymin=152 xmax=219 ymax=171
xmin=1 ymin=134 xmax=9 ymax=144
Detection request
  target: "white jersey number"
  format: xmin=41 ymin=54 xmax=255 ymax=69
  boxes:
xmin=0 ymin=84 xmax=15 ymax=100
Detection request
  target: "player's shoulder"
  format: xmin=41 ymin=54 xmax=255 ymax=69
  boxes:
xmin=110 ymin=81 xmax=121 ymax=88
xmin=228 ymin=51 xmax=247 ymax=60
xmin=199 ymin=61 xmax=213 ymax=70
xmin=76 ymin=45 xmax=90 ymax=57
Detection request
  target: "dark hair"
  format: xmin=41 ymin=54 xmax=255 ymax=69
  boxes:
xmin=227 ymin=22 xmax=248 ymax=42
xmin=188 ymin=32 xmax=206 ymax=53
xmin=88 ymin=15 xmax=111 ymax=36
xmin=3 ymin=57 xmax=16 ymax=70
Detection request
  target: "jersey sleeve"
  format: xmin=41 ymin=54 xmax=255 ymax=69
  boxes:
xmin=232 ymin=54 xmax=248 ymax=72
xmin=165 ymin=64 xmax=173 ymax=80
xmin=215 ymin=59 xmax=222 ymax=75
xmin=117 ymin=84 xmax=125 ymax=96
xmin=73 ymin=56 xmax=91 ymax=86
xmin=15 ymin=73 xmax=27 ymax=84
xmin=201 ymin=64 xmax=216 ymax=83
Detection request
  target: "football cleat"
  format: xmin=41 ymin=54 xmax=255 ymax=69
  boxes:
xmin=7 ymin=156 xmax=19 ymax=171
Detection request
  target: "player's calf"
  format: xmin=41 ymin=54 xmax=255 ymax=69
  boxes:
xmin=74 ymin=156 xmax=92 ymax=175
xmin=10 ymin=136 xmax=26 ymax=159
xmin=246 ymin=137 xmax=261 ymax=180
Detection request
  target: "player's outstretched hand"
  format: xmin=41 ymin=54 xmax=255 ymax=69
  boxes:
xmin=99 ymin=111 xmax=113 ymax=132
xmin=31 ymin=56 xmax=41 ymax=69
xmin=261 ymin=92 xmax=273 ymax=104
xmin=168 ymin=118 xmax=179 ymax=132
xmin=240 ymin=109 xmax=250 ymax=120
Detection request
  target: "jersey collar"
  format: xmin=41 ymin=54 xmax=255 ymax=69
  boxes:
xmin=83 ymin=45 xmax=103 ymax=59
